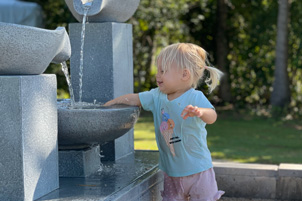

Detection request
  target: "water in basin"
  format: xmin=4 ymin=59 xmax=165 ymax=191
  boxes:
xmin=57 ymin=99 xmax=140 ymax=148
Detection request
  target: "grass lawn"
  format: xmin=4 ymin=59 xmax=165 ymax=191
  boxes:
xmin=134 ymin=110 xmax=302 ymax=164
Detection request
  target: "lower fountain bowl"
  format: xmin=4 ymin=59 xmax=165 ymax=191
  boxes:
xmin=57 ymin=99 xmax=140 ymax=148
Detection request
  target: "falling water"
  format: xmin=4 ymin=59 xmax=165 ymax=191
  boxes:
xmin=61 ymin=61 xmax=75 ymax=107
xmin=60 ymin=2 xmax=92 ymax=108
xmin=78 ymin=6 xmax=90 ymax=103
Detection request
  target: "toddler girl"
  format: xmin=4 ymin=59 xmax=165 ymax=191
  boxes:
xmin=105 ymin=43 xmax=225 ymax=201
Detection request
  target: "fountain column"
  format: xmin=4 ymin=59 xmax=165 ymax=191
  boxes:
xmin=69 ymin=22 xmax=134 ymax=161
xmin=0 ymin=75 xmax=59 ymax=201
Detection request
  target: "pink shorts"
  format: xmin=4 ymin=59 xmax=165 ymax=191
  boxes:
xmin=161 ymin=168 xmax=224 ymax=201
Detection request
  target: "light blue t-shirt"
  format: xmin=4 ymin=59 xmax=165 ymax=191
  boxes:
xmin=139 ymin=88 xmax=214 ymax=177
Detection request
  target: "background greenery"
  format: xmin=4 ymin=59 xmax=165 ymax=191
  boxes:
xmin=22 ymin=0 xmax=301 ymax=164
xmin=24 ymin=0 xmax=302 ymax=119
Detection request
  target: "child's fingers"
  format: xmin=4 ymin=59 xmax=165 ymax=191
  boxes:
xmin=181 ymin=105 xmax=202 ymax=119
xmin=181 ymin=105 xmax=198 ymax=119
xmin=104 ymin=100 xmax=114 ymax=106
xmin=182 ymin=112 xmax=190 ymax=119
xmin=181 ymin=105 xmax=192 ymax=117
xmin=181 ymin=111 xmax=187 ymax=119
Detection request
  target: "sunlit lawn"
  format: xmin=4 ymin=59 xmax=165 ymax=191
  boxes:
xmin=134 ymin=112 xmax=157 ymax=150
xmin=134 ymin=110 xmax=302 ymax=164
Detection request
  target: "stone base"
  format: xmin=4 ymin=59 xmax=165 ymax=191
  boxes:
xmin=59 ymin=145 xmax=101 ymax=177
xmin=277 ymin=163 xmax=302 ymax=200
xmin=0 ymin=75 xmax=58 ymax=201
xmin=214 ymin=162 xmax=302 ymax=200
xmin=37 ymin=151 xmax=161 ymax=201
xmin=100 ymin=129 xmax=134 ymax=162
xmin=214 ymin=162 xmax=278 ymax=199
xmin=34 ymin=152 xmax=302 ymax=201
xmin=108 ymin=168 xmax=163 ymax=201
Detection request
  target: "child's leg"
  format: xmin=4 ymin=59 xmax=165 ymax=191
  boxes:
xmin=161 ymin=172 xmax=189 ymax=201
xmin=188 ymin=168 xmax=224 ymax=201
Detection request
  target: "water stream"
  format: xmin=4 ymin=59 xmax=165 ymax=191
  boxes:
xmin=61 ymin=61 xmax=75 ymax=107
xmin=61 ymin=4 xmax=91 ymax=107
xmin=78 ymin=6 xmax=90 ymax=103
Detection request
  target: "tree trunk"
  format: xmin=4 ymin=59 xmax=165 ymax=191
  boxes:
xmin=270 ymin=0 xmax=290 ymax=108
xmin=216 ymin=0 xmax=232 ymax=102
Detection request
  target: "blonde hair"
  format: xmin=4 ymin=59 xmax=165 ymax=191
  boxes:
xmin=156 ymin=43 xmax=223 ymax=93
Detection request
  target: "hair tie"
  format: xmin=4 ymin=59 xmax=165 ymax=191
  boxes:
xmin=205 ymin=66 xmax=209 ymax=70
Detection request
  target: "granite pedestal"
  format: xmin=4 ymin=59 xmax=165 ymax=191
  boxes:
xmin=277 ymin=163 xmax=302 ymax=200
xmin=37 ymin=151 xmax=162 ymax=201
xmin=68 ymin=22 xmax=134 ymax=162
xmin=59 ymin=145 xmax=101 ymax=177
xmin=0 ymin=75 xmax=58 ymax=201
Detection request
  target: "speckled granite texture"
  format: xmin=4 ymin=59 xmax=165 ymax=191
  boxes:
xmin=38 ymin=151 xmax=161 ymax=201
xmin=57 ymin=101 xmax=140 ymax=146
xmin=0 ymin=75 xmax=58 ymax=200
xmin=0 ymin=22 xmax=71 ymax=75
xmin=65 ymin=0 xmax=140 ymax=22
xmin=69 ymin=22 xmax=135 ymax=161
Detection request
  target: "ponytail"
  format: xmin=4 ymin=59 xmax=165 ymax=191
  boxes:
xmin=204 ymin=66 xmax=224 ymax=93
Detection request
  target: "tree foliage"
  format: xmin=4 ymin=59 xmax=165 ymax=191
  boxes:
xmin=180 ymin=0 xmax=302 ymax=117
xmin=128 ymin=0 xmax=200 ymax=92
xmin=23 ymin=0 xmax=302 ymax=118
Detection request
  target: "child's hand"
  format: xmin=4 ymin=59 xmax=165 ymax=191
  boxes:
xmin=181 ymin=105 xmax=203 ymax=119
xmin=103 ymin=94 xmax=141 ymax=107
xmin=103 ymin=100 xmax=115 ymax=106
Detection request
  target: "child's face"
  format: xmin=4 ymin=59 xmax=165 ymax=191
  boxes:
xmin=156 ymin=61 xmax=185 ymax=95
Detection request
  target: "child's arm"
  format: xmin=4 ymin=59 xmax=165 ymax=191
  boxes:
xmin=104 ymin=94 xmax=141 ymax=107
xmin=181 ymin=105 xmax=217 ymax=124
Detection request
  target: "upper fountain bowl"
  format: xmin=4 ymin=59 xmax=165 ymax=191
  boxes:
xmin=65 ymin=0 xmax=140 ymax=23
xmin=0 ymin=22 xmax=71 ymax=75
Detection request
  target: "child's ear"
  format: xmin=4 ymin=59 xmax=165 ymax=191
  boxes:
xmin=182 ymin=69 xmax=190 ymax=80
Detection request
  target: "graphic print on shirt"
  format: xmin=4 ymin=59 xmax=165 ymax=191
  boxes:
xmin=159 ymin=108 xmax=181 ymax=156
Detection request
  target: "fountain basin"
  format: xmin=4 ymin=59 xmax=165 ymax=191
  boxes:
xmin=0 ymin=22 xmax=71 ymax=75
xmin=65 ymin=0 xmax=140 ymax=23
xmin=57 ymin=99 xmax=140 ymax=148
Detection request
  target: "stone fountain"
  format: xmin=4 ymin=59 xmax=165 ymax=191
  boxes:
xmin=0 ymin=22 xmax=71 ymax=200
xmin=1 ymin=0 xmax=168 ymax=200
xmin=0 ymin=0 xmax=144 ymax=199
xmin=39 ymin=1 xmax=163 ymax=200
xmin=2 ymin=1 xmax=302 ymax=201
xmin=57 ymin=0 xmax=141 ymax=178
